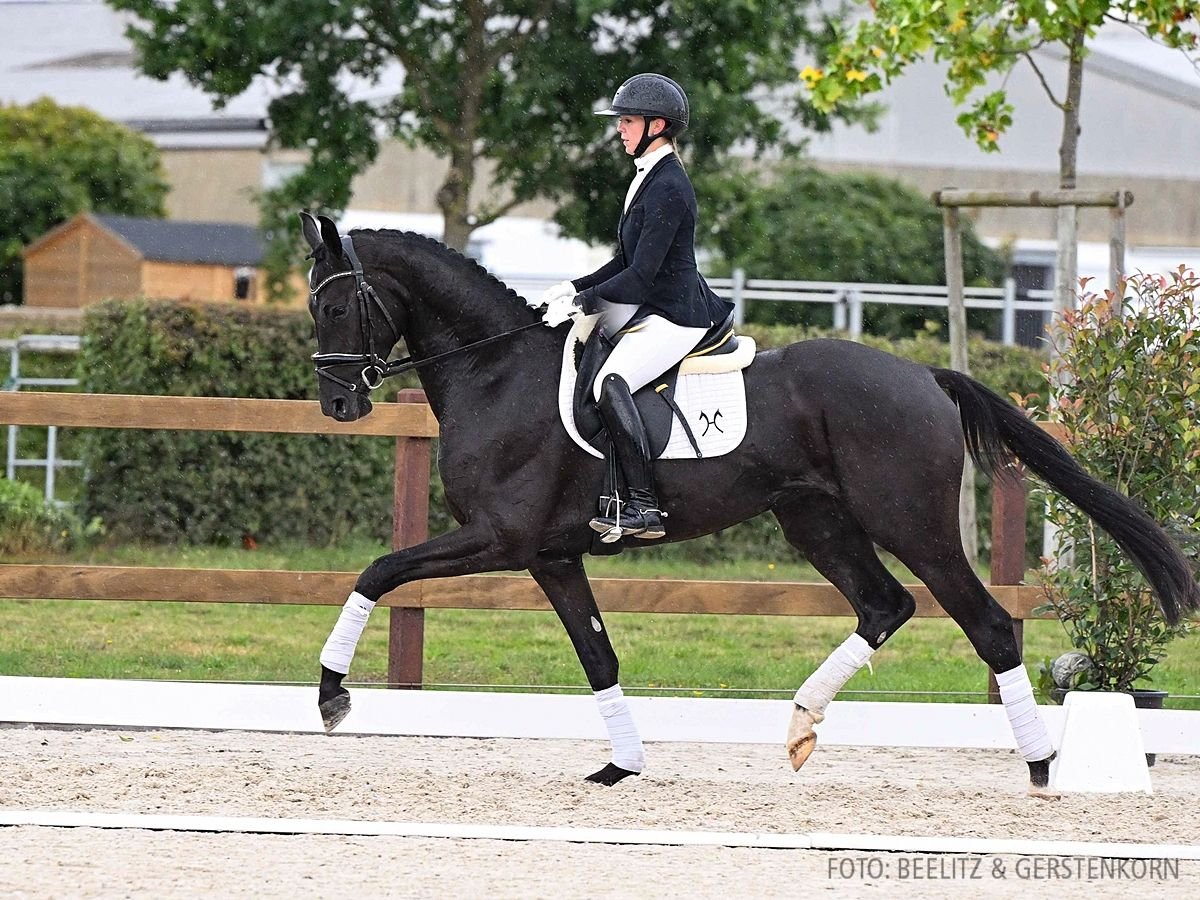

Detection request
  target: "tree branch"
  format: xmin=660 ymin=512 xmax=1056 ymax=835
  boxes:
xmin=363 ymin=0 xmax=455 ymax=144
xmin=1021 ymin=50 xmax=1066 ymax=110
xmin=1104 ymin=12 xmax=1200 ymax=79
xmin=473 ymin=194 xmax=525 ymax=228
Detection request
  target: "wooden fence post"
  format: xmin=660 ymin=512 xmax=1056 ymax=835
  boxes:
xmin=389 ymin=388 xmax=432 ymax=689
xmin=988 ymin=468 xmax=1028 ymax=703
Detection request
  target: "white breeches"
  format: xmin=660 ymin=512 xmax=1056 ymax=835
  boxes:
xmin=592 ymin=302 xmax=707 ymax=402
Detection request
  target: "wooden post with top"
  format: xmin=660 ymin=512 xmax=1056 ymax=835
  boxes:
xmin=389 ymin=388 xmax=432 ymax=688
xmin=988 ymin=467 xmax=1029 ymax=703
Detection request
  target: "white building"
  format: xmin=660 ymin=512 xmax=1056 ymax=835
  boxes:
xmin=4 ymin=0 xmax=1198 ymax=295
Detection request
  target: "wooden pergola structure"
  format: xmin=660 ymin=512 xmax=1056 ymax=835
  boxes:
xmin=932 ymin=188 xmax=1133 ymax=564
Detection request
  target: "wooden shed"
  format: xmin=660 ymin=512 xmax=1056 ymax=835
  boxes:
xmin=22 ymin=213 xmax=273 ymax=308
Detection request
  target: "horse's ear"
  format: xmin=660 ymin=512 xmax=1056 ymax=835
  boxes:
xmin=317 ymin=215 xmax=344 ymax=260
xmin=299 ymin=211 xmax=322 ymax=253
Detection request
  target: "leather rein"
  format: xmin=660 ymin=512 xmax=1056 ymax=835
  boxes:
xmin=310 ymin=235 xmax=542 ymax=394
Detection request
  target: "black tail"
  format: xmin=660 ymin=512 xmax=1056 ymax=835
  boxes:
xmin=932 ymin=367 xmax=1200 ymax=626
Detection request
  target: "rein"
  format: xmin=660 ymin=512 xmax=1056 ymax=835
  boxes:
xmin=311 ymin=235 xmax=542 ymax=393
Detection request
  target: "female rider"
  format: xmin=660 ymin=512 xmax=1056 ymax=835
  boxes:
xmin=537 ymin=73 xmax=734 ymax=541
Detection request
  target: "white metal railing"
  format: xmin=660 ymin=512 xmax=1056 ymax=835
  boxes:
xmin=706 ymin=274 xmax=1056 ymax=345
xmin=501 ymin=271 xmax=1055 ymax=346
xmin=2 ymin=334 xmax=83 ymax=504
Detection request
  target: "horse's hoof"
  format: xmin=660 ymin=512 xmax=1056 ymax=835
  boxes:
xmin=785 ymin=704 xmax=824 ymax=771
xmin=585 ymin=763 xmax=639 ymax=786
xmin=1027 ymin=783 xmax=1062 ymax=800
xmin=1026 ymin=752 xmax=1059 ymax=799
xmin=787 ymin=733 xmax=818 ymax=771
xmin=319 ymin=692 xmax=351 ymax=733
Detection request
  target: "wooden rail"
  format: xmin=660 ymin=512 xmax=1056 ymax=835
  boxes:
xmin=0 ymin=566 xmax=1047 ymax=617
xmin=0 ymin=389 xmax=1048 ymax=694
xmin=1 ymin=390 xmax=439 ymax=437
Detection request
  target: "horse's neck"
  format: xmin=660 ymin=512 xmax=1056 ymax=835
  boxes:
xmin=382 ymin=241 xmax=545 ymax=420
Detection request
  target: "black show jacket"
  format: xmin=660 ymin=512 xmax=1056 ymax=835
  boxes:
xmin=572 ymin=155 xmax=734 ymax=330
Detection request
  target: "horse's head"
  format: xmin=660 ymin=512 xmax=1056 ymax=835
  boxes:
xmin=300 ymin=212 xmax=403 ymax=422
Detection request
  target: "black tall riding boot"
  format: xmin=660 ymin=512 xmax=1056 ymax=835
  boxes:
xmin=589 ymin=374 xmax=666 ymax=541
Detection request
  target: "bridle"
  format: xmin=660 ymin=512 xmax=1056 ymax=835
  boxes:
xmin=310 ymin=234 xmax=541 ymax=394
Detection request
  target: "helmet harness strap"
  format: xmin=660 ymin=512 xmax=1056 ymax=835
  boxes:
xmin=634 ymin=116 xmax=662 ymax=158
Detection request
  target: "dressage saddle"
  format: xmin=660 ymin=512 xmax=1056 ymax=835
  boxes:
xmin=572 ymin=310 xmax=739 ymax=554
xmin=571 ymin=309 xmax=740 ymax=459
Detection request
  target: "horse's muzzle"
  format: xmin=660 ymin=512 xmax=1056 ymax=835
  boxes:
xmin=324 ymin=392 xmax=374 ymax=422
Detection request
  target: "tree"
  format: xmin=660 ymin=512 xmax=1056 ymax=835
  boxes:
xmin=109 ymin=0 xmax=870 ymax=296
xmin=799 ymin=0 xmax=1200 ymax=313
xmin=0 ymin=98 xmax=168 ymax=305
xmin=701 ymin=163 xmax=1005 ymax=335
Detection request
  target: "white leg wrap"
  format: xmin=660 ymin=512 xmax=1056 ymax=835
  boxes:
xmin=995 ymin=665 xmax=1054 ymax=762
xmin=595 ymin=684 xmax=645 ymax=773
xmin=319 ymin=591 xmax=377 ymax=675
xmin=794 ymin=633 xmax=875 ymax=715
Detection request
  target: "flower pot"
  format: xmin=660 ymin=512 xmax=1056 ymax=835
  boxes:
xmin=1130 ymin=690 xmax=1169 ymax=767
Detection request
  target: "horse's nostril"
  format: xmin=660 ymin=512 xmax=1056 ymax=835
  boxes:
xmin=332 ymin=397 xmax=347 ymax=418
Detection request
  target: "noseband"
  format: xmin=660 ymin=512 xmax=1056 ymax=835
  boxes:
xmin=310 ymin=234 xmax=542 ymax=394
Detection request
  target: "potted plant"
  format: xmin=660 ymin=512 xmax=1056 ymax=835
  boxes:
xmin=1031 ymin=270 xmax=1198 ymax=750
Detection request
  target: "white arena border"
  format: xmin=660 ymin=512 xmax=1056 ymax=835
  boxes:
xmin=2 ymin=676 xmax=1198 ymax=755
xmin=2 ymin=809 xmax=1199 ymax=860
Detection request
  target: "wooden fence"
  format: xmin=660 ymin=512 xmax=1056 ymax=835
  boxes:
xmin=0 ymin=389 xmax=1050 ymax=699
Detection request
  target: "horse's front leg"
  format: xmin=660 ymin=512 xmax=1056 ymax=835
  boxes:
xmin=529 ymin=554 xmax=644 ymax=786
xmin=318 ymin=524 xmax=518 ymax=732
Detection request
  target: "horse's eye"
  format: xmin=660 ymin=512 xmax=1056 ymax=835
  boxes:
xmin=322 ymin=304 xmax=349 ymax=321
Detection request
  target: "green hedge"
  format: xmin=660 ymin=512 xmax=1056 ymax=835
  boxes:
xmin=78 ymin=299 xmax=402 ymax=545
xmin=76 ymin=300 xmax=1046 ymax=564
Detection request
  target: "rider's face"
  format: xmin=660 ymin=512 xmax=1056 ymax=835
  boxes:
xmin=617 ymin=115 xmax=663 ymax=155
xmin=617 ymin=116 xmax=643 ymax=155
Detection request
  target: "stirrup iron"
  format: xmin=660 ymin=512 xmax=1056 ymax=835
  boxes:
xmin=592 ymin=490 xmax=627 ymax=543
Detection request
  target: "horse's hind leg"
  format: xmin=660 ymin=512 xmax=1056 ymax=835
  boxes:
xmin=902 ymin=548 xmax=1059 ymax=798
xmin=528 ymin=554 xmax=643 ymax=786
xmin=773 ymin=495 xmax=917 ymax=771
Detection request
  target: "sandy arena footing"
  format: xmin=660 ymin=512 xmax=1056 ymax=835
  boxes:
xmin=0 ymin=727 xmax=1197 ymax=898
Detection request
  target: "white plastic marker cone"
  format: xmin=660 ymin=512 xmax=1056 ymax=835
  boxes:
xmin=1049 ymin=691 xmax=1152 ymax=794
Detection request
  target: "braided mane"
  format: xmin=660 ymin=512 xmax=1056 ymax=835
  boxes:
xmin=350 ymin=228 xmax=528 ymax=307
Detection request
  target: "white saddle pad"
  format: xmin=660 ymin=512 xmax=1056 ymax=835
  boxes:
xmin=557 ymin=315 xmax=755 ymax=460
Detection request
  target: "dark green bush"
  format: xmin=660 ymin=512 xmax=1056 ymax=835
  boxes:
xmin=78 ymin=299 xmax=404 ymax=545
xmin=698 ymin=164 xmax=1006 ymax=337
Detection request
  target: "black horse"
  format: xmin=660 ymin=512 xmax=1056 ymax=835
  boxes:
xmin=300 ymin=213 xmax=1198 ymax=793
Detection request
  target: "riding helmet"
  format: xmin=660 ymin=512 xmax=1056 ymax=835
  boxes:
xmin=596 ymin=73 xmax=690 ymax=137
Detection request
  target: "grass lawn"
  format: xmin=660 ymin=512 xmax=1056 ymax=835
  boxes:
xmin=2 ymin=539 xmax=1197 ymax=708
